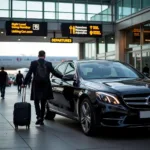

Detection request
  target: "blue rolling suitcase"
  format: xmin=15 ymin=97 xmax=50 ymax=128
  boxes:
xmin=13 ymin=88 xmax=31 ymax=129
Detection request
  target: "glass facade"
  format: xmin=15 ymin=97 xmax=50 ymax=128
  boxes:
xmin=132 ymin=0 xmax=141 ymax=14
xmin=84 ymin=43 xmax=96 ymax=59
xmin=58 ymin=3 xmax=73 ymax=20
xmin=0 ymin=0 xmax=112 ymax=21
xmin=125 ymin=22 xmax=150 ymax=72
xmin=115 ymin=0 xmax=150 ymax=20
xmin=122 ymin=0 xmax=131 ymax=17
xmin=106 ymin=35 xmax=115 ymax=52
xmin=0 ymin=0 xmax=9 ymax=17
xmin=143 ymin=23 xmax=150 ymax=44
xmin=1 ymin=0 xmax=150 ymax=68
xmin=99 ymin=38 xmax=105 ymax=54
xmin=126 ymin=25 xmax=141 ymax=48
xmin=90 ymin=6 xmax=112 ymax=22
xmin=97 ymin=34 xmax=115 ymax=60
xmin=0 ymin=0 xmax=9 ymax=9
xmin=143 ymin=0 xmax=150 ymax=8
xmin=84 ymin=34 xmax=115 ymax=60
xmin=125 ymin=23 xmax=150 ymax=49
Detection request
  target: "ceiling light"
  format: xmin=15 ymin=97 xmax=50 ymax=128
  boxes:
xmin=111 ymin=37 xmax=114 ymax=40
xmin=18 ymin=39 xmax=21 ymax=41
xmin=1 ymin=31 xmax=4 ymax=34
xmin=44 ymin=37 xmax=47 ymax=39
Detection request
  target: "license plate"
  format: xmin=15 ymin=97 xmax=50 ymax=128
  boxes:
xmin=140 ymin=111 xmax=150 ymax=118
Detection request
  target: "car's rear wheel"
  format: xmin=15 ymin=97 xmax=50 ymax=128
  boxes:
xmin=80 ymin=98 xmax=95 ymax=136
xmin=45 ymin=103 xmax=56 ymax=120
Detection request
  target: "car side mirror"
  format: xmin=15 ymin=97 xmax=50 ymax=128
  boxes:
xmin=50 ymin=73 xmax=53 ymax=78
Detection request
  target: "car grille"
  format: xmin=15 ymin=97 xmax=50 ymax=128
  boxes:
xmin=123 ymin=94 xmax=150 ymax=109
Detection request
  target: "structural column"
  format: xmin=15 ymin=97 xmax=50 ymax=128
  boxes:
xmin=78 ymin=43 xmax=85 ymax=60
xmin=140 ymin=25 xmax=144 ymax=71
xmin=115 ymin=28 xmax=126 ymax=61
xmin=10 ymin=0 xmax=12 ymax=18
xmin=95 ymin=38 xmax=99 ymax=59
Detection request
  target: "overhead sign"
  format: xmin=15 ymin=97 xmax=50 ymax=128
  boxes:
xmin=5 ymin=21 xmax=47 ymax=36
xmin=50 ymin=38 xmax=73 ymax=43
xmin=61 ymin=23 xmax=102 ymax=37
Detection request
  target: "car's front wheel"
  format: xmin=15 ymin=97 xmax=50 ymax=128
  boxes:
xmin=80 ymin=98 xmax=95 ymax=136
xmin=45 ymin=103 xmax=56 ymax=120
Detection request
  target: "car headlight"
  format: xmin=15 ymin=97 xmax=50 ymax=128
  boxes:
xmin=96 ymin=92 xmax=120 ymax=105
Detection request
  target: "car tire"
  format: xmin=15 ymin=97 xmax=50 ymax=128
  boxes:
xmin=45 ymin=103 xmax=56 ymax=120
xmin=80 ymin=98 xmax=96 ymax=136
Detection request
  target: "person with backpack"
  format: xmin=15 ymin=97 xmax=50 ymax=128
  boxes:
xmin=16 ymin=71 xmax=24 ymax=93
xmin=0 ymin=67 xmax=8 ymax=99
xmin=23 ymin=50 xmax=63 ymax=125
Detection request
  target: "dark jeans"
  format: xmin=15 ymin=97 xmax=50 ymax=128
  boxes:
xmin=0 ymin=84 xmax=6 ymax=98
xmin=18 ymin=84 xmax=21 ymax=93
xmin=34 ymin=99 xmax=47 ymax=121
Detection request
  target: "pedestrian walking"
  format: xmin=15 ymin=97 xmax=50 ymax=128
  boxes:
xmin=0 ymin=67 xmax=8 ymax=99
xmin=23 ymin=50 xmax=63 ymax=125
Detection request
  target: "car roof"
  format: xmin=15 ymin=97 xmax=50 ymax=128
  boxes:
xmin=63 ymin=59 xmax=121 ymax=64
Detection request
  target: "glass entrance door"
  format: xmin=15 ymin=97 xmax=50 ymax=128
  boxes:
xmin=135 ymin=52 xmax=141 ymax=72
xmin=142 ymin=50 xmax=150 ymax=71
xmin=126 ymin=51 xmax=142 ymax=72
xmin=127 ymin=52 xmax=134 ymax=67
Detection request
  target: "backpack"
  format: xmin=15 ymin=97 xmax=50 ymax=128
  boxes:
xmin=35 ymin=61 xmax=49 ymax=83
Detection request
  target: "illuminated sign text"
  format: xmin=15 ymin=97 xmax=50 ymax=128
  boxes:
xmin=50 ymin=38 xmax=73 ymax=43
xmin=5 ymin=21 xmax=47 ymax=36
xmin=61 ymin=23 xmax=102 ymax=37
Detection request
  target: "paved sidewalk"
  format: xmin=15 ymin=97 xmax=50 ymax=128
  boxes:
xmin=0 ymin=86 xmax=150 ymax=150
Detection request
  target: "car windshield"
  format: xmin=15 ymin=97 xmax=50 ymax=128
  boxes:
xmin=78 ymin=61 xmax=144 ymax=80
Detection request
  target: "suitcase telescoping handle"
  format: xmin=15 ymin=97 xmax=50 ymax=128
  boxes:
xmin=22 ymin=87 xmax=26 ymax=103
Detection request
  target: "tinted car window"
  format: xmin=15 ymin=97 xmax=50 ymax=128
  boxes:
xmin=55 ymin=62 xmax=67 ymax=75
xmin=78 ymin=61 xmax=144 ymax=79
xmin=65 ymin=63 xmax=75 ymax=75
xmin=82 ymin=67 xmax=93 ymax=76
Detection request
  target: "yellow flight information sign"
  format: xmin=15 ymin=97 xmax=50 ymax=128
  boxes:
xmin=61 ymin=23 xmax=102 ymax=37
xmin=50 ymin=38 xmax=73 ymax=43
xmin=5 ymin=21 xmax=47 ymax=36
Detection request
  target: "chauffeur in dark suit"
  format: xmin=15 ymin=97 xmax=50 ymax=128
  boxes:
xmin=23 ymin=50 xmax=63 ymax=125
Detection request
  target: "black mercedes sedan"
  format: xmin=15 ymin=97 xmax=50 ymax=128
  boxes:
xmin=45 ymin=60 xmax=150 ymax=135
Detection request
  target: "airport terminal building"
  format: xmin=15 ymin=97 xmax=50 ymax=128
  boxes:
xmin=1 ymin=1 xmax=150 ymax=149
xmin=0 ymin=0 xmax=150 ymax=72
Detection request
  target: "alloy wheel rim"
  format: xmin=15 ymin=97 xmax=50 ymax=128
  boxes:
xmin=80 ymin=101 xmax=91 ymax=133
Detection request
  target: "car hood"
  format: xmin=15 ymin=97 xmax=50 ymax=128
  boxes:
xmin=83 ymin=78 xmax=150 ymax=95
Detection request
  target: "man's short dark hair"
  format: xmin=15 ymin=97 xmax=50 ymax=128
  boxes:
xmin=1 ymin=67 xmax=4 ymax=70
xmin=38 ymin=50 xmax=45 ymax=57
